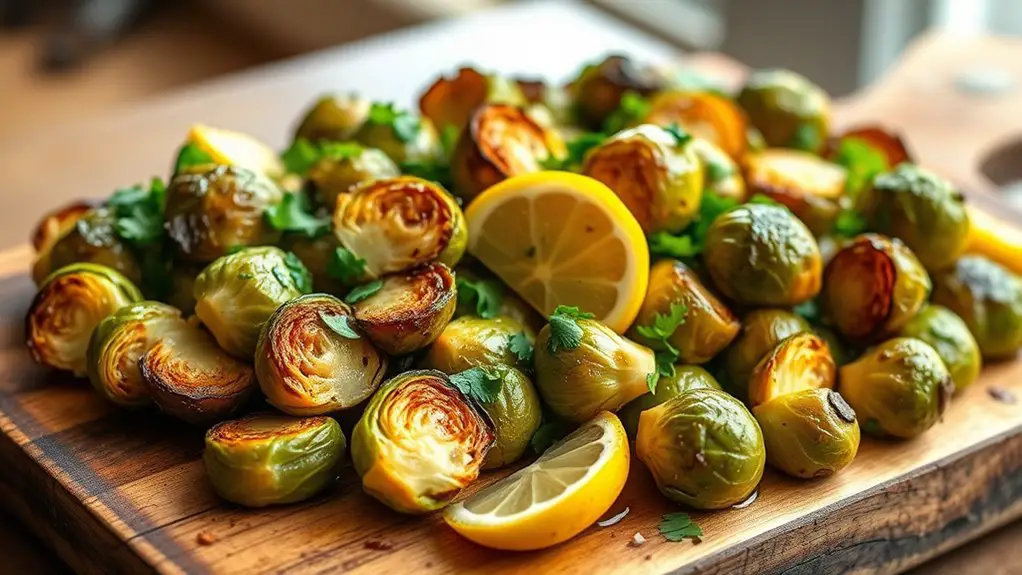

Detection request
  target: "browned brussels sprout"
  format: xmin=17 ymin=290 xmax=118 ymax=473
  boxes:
xmin=931 ymin=255 xmax=1022 ymax=359
xmin=421 ymin=315 xmax=532 ymax=374
xmin=294 ymin=93 xmax=371 ymax=143
xmin=583 ymin=124 xmax=703 ymax=234
xmin=570 ymin=55 xmax=664 ymax=130
xmin=458 ymin=365 xmax=541 ymax=470
xmin=256 ymin=293 xmax=386 ymax=416
xmin=753 ymin=388 xmax=859 ymax=479
xmin=643 ymin=91 xmax=749 ymax=161
xmin=30 ymin=200 xmax=96 ymax=284
xmin=747 ymin=332 xmax=836 ymax=406
xmin=860 ymin=164 xmax=970 ymax=271
xmin=691 ymin=138 xmax=746 ymax=201
xmin=352 ymin=103 xmax=443 ymax=165
xmin=725 ymin=309 xmax=811 ymax=399
xmin=45 ymin=207 xmax=142 ymax=287
xmin=165 ymin=165 xmax=285 ymax=263
xmin=140 ymin=320 xmax=256 ymax=425
xmin=419 ymin=67 xmax=527 ymax=132
xmin=822 ymin=234 xmax=931 ymax=342
xmin=737 ymin=69 xmax=831 ymax=154
xmin=743 ymin=148 xmax=848 ymax=235
xmin=619 ymin=365 xmax=721 ymax=437
xmin=704 ymin=203 xmax=822 ymax=306
xmin=307 ymin=146 xmax=400 ymax=211
xmin=898 ymin=304 xmax=981 ymax=392
xmin=839 ymin=337 xmax=953 ymax=438
xmin=629 ymin=259 xmax=740 ymax=364
xmin=450 ymin=104 xmax=564 ymax=202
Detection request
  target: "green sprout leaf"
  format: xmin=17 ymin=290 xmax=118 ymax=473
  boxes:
xmin=264 ymin=192 xmax=331 ymax=238
xmin=705 ymin=159 xmax=735 ymax=181
xmin=318 ymin=311 xmax=360 ymax=339
xmin=327 ymin=247 xmax=367 ymax=284
xmin=108 ymin=177 xmax=166 ymax=247
xmin=344 ymin=279 xmax=384 ymax=304
xmin=658 ymin=512 xmax=703 ymax=542
xmin=174 ymin=143 xmax=214 ymax=173
xmin=747 ymin=193 xmax=782 ymax=207
xmin=450 ymin=365 xmax=507 ymax=405
xmin=508 ymin=331 xmax=534 ymax=366
xmin=547 ymin=305 xmax=595 ymax=354
xmin=456 ymin=276 xmax=504 ymax=318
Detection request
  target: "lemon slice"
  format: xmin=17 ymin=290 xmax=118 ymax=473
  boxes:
xmin=965 ymin=205 xmax=1022 ymax=275
xmin=443 ymin=411 xmax=629 ymax=551
xmin=187 ymin=124 xmax=285 ymax=178
xmin=465 ymin=172 xmax=649 ymax=333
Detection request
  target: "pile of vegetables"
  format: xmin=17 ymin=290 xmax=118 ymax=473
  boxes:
xmin=24 ymin=55 xmax=1022 ymax=548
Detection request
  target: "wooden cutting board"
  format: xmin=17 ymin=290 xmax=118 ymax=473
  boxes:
xmin=3 ymin=17 xmax=1022 ymax=575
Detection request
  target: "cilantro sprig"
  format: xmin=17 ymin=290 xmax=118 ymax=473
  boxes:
xmin=264 ymin=193 xmax=330 ymax=238
xmin=547 ymin=305 xmax=594 ymax=353
xmin=281 ymin=139 xmax=364 ymax=176
xmin=635 ymin=302 xmax=688 ymax=391
xmin=107 ymin=177 xmax=167 ymax=247
xmin=367 ymin=102 xmax=421 ymax=143
xmin=456 ymin=276 xmax=504 ymax=318
xmin=541 ymin=132 xmax=607 ymax=172
xmin=648 ymin=192 xmax=738 ymax=260
xmin=658 ymin=512 xmax=703 ymax=542
xmin=832 ymin=137 xmax=889 ymax=198
xmin=450 ymin=365 xmax=509 ymax=405
xmin=508 ymin=331 xmax=534 ymax=367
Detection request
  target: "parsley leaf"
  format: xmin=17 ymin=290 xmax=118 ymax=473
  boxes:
xmin=832 ymin=137 xmax=889 ymax=197
xmin=833 ymin=208 xmax=867 ymax=238
xmin=647 ymin=192 xmax=738 ymax=260
xmin=284 ymin=251 xmax=313 ymax=293
xmin=547 ymin=305 xmax=594 ymax=353
xmin=450 ymin=365 xmax=507 ymax=405
xmin=530 ymin=419 xmax=571 ymax=454
xmin=174 ymin=143 xmax=214 ymax=173
xmin=603 ymin=91 xmax=651 ymax=134
xmin=107 ymin=177 xmax=166 ymax=247
xmin=648 ymin=232 xmax=699 ymax=259
xmin=344 ymin=279 xmax=384 ymax=304
xmin=281 ymin=139 xmax=364 ymax=176
xmin=327 ymin=247 xmax=367 ymax=284
xmin=635 ymin=303 xmax=688 ymax=391
xmin=508 ymin=332 xmax=534 ymax=366
xmin=705 ymin=159 xmax=735 ymax=181
xmin=658 ymin=513 xmax=703 ymax=542
xmin=264 ymin=193 xmax=331 ymax=238
xmin=456 ymin=276 xmax=504 ymax=318
xmin=542 ymin=132 xmax=607 ymax=171
xmin=748 ymin=193 xmax=782 ymax=207
xmin=367 ymin=103 xmax=421 ymax=143
xmin=664 ymin=123 xmax=692 ymax=146
xmin=318 ymin=311 xmax=360 ymax=339
xmin=551 ymin=305 xmax=595 ymax=320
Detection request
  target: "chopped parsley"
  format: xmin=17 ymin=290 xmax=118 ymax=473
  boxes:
xmin=508 ymin=332 xmax=534 ymax=366
xmin=547 ymin=305 xmax=594 ymax=353
xmin=327 ymin=247 xmax=367 ymax=284
xmin=541 ymin=132 xmax=607 ymax=171
xmin=635 ymin=302 xmax=688 ymax=391
xmin=283 ymin=251 xmax=313 ymax=293
xmin=456 ymin=276 xmax=504 ymax=318
xmin=367 ymin=102 xmax=421 ymax=143
xmin=450 ymin=365 xmax=508 ymax=404
xmin=107 ymin=177 xmax=167 ymax=247
xmin=648 ymin=192 xmax=738 ymax=260
xmin=280 ymin=139 xmax=364 ymax=176
xmin=264 ymin=192 xmax=330 ymax=238
xmin=603 ymin=91 xmax=650 ymax=134
xmin=658 ymin=512 xmax=703 ymax=542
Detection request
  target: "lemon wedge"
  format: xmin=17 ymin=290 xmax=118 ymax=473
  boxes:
xmin=443 ymin=411 xmax=629 ymax=551
xmin=464 ymin=172 xmax=649 ymax=333
xmin=965 ymin=205 xmax=1022 ymax=275
xmin=186 ymin=124 xmax=285 ymax=178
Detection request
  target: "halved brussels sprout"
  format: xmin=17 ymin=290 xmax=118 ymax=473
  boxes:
xmin=931 ymin=255 xmax=1022 ymax=359
xmin=450 ymin=104 xmax=564 ymax=201
xmin=353 ymin=108 xmax=442 ymax=165
xmin=468 ymin=365 xmax=542 ymax=469
xmin=27 ymin=263 xmax=142 ymax=376
xmin=898 ymin=305 xmax=981 ymax=393
xmin=822 ymin=234 xmax=931 ymax=342
xmin=725 ymin=309 xmax=811 ymax=400
xmin=636 ymin=388 xmax=765 ymax=509
xmin=582 ymin=124 xmax=703 ymax=234
xmin=422 ymin=315 xmax=531 ymax=374
xmin=45 ymin=207 xmax=142 ymax=287
xmin=534 ymin=318 xmax=655 ymax=423
xmin=419 ymin=67 xmax=527 ymax=131
xmin=140 ymin=319 xmax=256 ymax=425
xmin=643 ymin=91 xmax=749 ymax=160
xmin=737 ymin=69 xmax=831 ymax=154
xmin=753 ymin=388 xmax=859 ymax=479
xmin=570 ymin=55 xmax=664 ymax=130
xmin=704 ymin=203 xmax=822 ymax=306
xmin=747 ymin=332 xmax=836 ymax=406
xmin=860 ymin=164 xmax=970 ymax=271
xmin=691 ymin=138 xmax=746 ymax=201
xmin=294 ymin=93 xmax=371 ymax=143
xmin=165 ymin=165 xmax=285 ymax=263
xmin=619 ymin=365 xmax=721 ymax=437
xmin=307 ymin=146 xmax=400 ymax=211
xmin=282 ymin=233 xmax=345 ymax=295
xmin=31 ymin=201 xmax=94 ymax=253
xmin=629 ymin=259 xmax=740 ymax=364
xmin=351 ymin=370 xmax=494 ymax=513
xmin=204 ymin=413 xmax=346 ymax=507
xmin=86 ymin=301 xmax=185 ymax=407
xmin=194 ymin=246 xmax=312 ymax=359
xmin=255 ymin=293 xmax=386 ymax=415
xmin=839 ymin=337 xmax=953 ymax=438
xmin=351 ymin=262 xmax=456 ymax=355
xmin=333 ymin=176 xmax=467 ymax=279
xmin=743 ymin=149 xmax=847 ymax=235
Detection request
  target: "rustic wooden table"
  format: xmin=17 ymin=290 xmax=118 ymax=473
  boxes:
xmin=0 ymin=2 xmax=1020 ymax=573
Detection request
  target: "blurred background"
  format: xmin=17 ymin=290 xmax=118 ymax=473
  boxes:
xmin=2 ymin=0 xmax=1021 ymax=140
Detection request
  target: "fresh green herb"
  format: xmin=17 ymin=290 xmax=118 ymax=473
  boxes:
xmin=440 ymin=123 xmax=460 ymax=156
xmin=327 ymin=247 xmax=367 ymax=284
xmin=107 ymin=177 xmax=167 ymax=247
xmin=367 ymin=102 xmax=421 ymax=143
xmin=832 ymin=137 xmax=889 ymax=197
xmin=542 ymin=132 xmax=607 ymax=171
xmin=833 ymin=208 xmax=867 ymax=238
xmin=648 ymin=233 xmax=699 ymax=259
xmin=318 ymin=311 xmax=360 ymax=339
xmin=793 ymin=299 xmax=821 ymax=324
xmin=658 ymin=512 xmax=703 ymax=542
xmin=603 ymin=91 xmax=650 ymax=134
xmin=450 ymin=365 xmax=507 ymax=404
xmin=647 ymin=192 xmax=738 ymax=260
xmin=344 ymin=279 xmax=384 ymax=304
xmin=664 ymin=124 xmax=692 ymax=147
xmin=636 ymin=302 xmax=687 ymax=390
xmin=174 ymin=143 xmax=214 ymax=173
xmin=547 ymin=305 xmax=594 ymax=353
xmin=530 ymin=419 xmax=571 ymax=454
xmin=705 ymin=159 xmax=734 ymax=182
xmin=650 ymin=350 xmax=679 ymax=392
xmin=226 ymin=245 xmax=247 ymax=255
xmin=456 ymin=276 xmax=504 ymax=318
xmin=748 ymin=193 xmax=782 ymax=207
xmin=284 ymin=251 xmax=313 ymax=293
xmin=789 ymin=123 xmax=821 ymax=153
xmin=280 ymin=139 xmax=364 ymax=176
xmin=400 ymin=159 xmax=452 ymax=188
xmin=508 ymin=332 xmax=534 ymax=366
xmin=264 ymin=193 xmax=330 ymax=238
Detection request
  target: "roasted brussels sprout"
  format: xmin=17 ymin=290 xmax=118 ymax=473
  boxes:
xmin=86 ymin=301 xmax=186 ymax=407
xmin=307 ymin=146 xmax=400 ymax=210
xmin=704 ymin=203 xmax=822 ymax=306
xmin=725 ymin=309 xmax=811 ymax=399
xmin=351 ymin=370 xmax=494 ymax=513
xmin=333 ymin=177 xmax=467 ymax=279
xmin=619 ymin=365 xmax=721 ymax=437
xmin=27 ymin=263 xmax=142 ymax=376
xmin=931 ymin=255 xmax=1022 ymax=359
xmin=140 ymin=319 xmax=256 ymax=425
xmin=194 ymin=247 xmax=312 ymax=359
xmin=294 ymin=93 xmax=371 ymax=143
xmin=205 ymin=414 xmax=346 ymax=507
xmin=30 ymin=201 xmax=95 ymax=284
xmin=822 ymin=234 xmax=931 ymax=341
xmin=753 ymin=388 xmax=859 ymax=479
xmin=570 ymin=55 xmax=664 ymax=130
xmin=422 ymin=315 xmax=533 ymax=374
xmin=283 ymin=233 xmax=345 ymax=294
xmin=636 ymin=388 xmax=765 ymax=509
xmin=691 ymin=138 xmax=745 ymax=201
xmin=45 ymin=207 xmax=142 ymax=286
xmin=450 ymin=104 xmax=564 ymax=201
xmin=748 ymin=332 xmax=836 ymax=406
xmin=643 ymin=91 xmax=749 ymax=161
xmin=582 ymin=124 xmax=703 ymax=234
xmin=898 ymin=305 xmax=981 ymax=392
xmin=165 ymin=165 xmax=285 ymax=263
xmin=534 ymin=317 xmax=655 ymax=423
xmin=743 ymin=149 xmax=847 ymax=235
xmin=352 ymin=105 xmax=442 ymax=165
xmin=419 ymin=67 xmax=527 ymax=131
xmin=629 ymin=259 xmax=740 ymax=364
xmin=256 ymin=293 xmax=386 ymax=415
xmin=737 ymin=69 xmax=831 ymax=154
xmin=468 ymin=365 xmax=542 ymax=469
xmin=839 ymin=337 xmax=953 ymax=438
xmin=860 ymin=164 xmax=970 ymax=271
